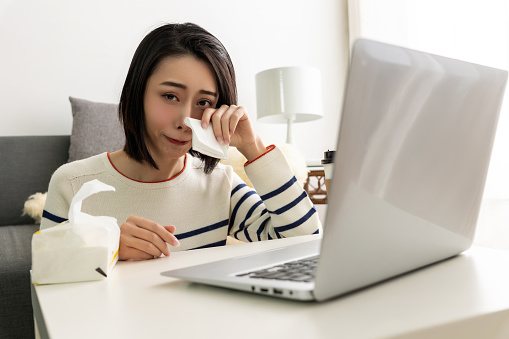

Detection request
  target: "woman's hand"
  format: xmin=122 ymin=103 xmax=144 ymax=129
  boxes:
xmin=119 ymin=215 xmax=180 ymax=260
xmin=201 ymin=105 xmax=266 ymax=162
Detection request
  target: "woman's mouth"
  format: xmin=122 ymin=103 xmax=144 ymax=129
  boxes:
xmin=165 ymin=136 xmax=190 ymax=146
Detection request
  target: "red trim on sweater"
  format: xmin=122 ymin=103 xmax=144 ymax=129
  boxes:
xmin=107 ymin=153 xmax=187 ymax=183
xmin=244 ymin=145 xmax=276 ymax=167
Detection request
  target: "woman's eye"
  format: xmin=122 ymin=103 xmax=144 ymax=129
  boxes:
xmin=164 ymin=94 xmax=178 ymax=101
xmin=197 ymin=100 xmax=212 ymax=107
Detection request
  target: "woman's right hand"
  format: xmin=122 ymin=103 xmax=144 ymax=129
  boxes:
xmin=119 ymin=215 xmax=180 ymax=260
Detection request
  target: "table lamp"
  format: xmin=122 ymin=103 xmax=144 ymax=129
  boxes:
xmin=255 ymin=66 xmax=323 ymax=144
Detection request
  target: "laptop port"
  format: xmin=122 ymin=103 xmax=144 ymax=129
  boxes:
xmin=273 ymin=288 xmax=283 ymax=295
xmin=260 ymin=288 xmax=269 ymax=293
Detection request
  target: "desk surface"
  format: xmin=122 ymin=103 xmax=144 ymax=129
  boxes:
xmin=32 ymin=235 xmax=509 ymax=339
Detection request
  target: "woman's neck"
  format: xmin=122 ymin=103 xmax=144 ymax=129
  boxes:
xmin=109 ymin=150 xmax=186 ymax=182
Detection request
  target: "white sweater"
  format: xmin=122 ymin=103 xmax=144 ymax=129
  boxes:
xmin=40 ymin=146 xmax=321 ymax=251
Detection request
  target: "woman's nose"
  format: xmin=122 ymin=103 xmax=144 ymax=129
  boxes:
xmin=176 ymin=102 xmax=192 ymax=130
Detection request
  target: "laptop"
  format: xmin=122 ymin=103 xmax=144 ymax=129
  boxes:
xmin=161 ymin=39 xmax=508 ymax=302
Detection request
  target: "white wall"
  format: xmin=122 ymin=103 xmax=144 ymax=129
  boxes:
xmin=0 ymin=0 xmax=348 ymax=162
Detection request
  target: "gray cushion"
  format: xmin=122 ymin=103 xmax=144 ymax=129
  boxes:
xmin=0 ymin=136 xmax=70 ymax=226
xmin=68 ymin=97 xmax=125 ymax=162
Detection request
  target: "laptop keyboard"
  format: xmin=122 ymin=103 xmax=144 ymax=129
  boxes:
xmin=235 ymin=255 xmax=319 ymax=283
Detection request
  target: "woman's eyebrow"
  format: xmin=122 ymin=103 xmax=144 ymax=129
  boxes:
xmin=161 ymin=81 xmax=186 ymax=89
xmin=160 ymin=81 xmax=217 ymax=98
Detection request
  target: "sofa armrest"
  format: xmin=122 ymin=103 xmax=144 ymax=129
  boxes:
xmin=0 ymin=136 xmax=70 ymax=226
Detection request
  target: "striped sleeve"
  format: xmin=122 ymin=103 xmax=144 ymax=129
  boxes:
xmin=39 ymin=164 xmax=74 ymax=230
xmin=228 ymin=146 xmax=321 ymax=242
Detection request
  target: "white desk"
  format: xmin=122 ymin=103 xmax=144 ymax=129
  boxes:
xmin=32 ymin=235 xmax=509 ymax=339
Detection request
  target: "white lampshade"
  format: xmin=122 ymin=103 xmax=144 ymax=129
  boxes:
xmin=255 ymin=66 xmax=323 ymax=144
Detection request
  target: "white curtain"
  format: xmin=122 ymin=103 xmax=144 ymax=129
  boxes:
xmin=347 ymin=0 xmax=509 ymax=249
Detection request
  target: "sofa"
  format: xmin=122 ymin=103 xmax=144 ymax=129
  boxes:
xmin=0 ymin=135 xmax=70 ymax=339
xmin=0 ymin=97 xmax=125 ymax=339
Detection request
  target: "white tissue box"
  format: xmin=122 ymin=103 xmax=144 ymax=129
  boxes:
xmin=32 ymin=179 xmax=120 ymax=284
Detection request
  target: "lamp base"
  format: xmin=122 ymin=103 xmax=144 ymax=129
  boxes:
xmin=286 ymin=117 xmax=295 ymax=144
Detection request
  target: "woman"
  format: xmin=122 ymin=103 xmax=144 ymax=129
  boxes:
xmin=40 ymin=23 xmax=320 ymax=260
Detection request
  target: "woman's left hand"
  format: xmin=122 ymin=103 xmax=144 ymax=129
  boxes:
xmin=201 ymin=105 xmax=266 ymax=161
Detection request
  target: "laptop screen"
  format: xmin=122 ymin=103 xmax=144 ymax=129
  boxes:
xmin=327 ymin=40 xmax=507 ymax=241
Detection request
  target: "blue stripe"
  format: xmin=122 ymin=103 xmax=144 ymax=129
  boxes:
xmin=260 ymin=176 xmax=297 ymax=200
xmin=269 ymin=191 xmax=308 ymax=215
xmin=274 ymin=207 xmax=317 ymax=233
xmin=312 ymin=228 xmax=320 ymax=234
xmin=231 ymin=183 xmax=248 ymax=197
xmin=237 ymin=200 xmax=264 ymax=232
xmin=42 ymin=210 xmax=68 ymax=224
xmin=175 ymin=219 xmax=228 ymax=240
xmin=244 ymin=227 xmax=252 ymax=242
xmin=189 ymin=239 xmax=227 ymax=250
xmin=229 ymin=190 xmax=257 ymax=232
xmin=256 ymin=216 xmax=270 ymax=241
xmin=234 ymin=205 xmax=266 ymax=241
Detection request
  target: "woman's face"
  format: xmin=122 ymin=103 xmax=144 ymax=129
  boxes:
xmin=143 ymin=55 xmax=218 ymax=161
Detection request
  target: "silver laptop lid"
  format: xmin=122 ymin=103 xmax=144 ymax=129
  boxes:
xmin=314 ymin=39 xmax=507 ymax=301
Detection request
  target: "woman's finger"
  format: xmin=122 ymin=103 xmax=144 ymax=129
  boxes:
xmin=118 ymin=216 xmax=179 ymax=261
xmin=125 ymin=223 xmax=169 ymax=256
xmin=201 ymin=107 xmax=217 ymax=129
xmin=220 ymin=105 xmax=239 ymax=143
xmin=164 ymin=225 xmax=176 ymax=234
xmin=228 ymin=106 xmax=245 ymax=139
xmin=119 ymin=240 xmax=159 ymax=260
xmin=131 ymin=216 xmax=180 ymax=248
xmin=210 ymin=105 xmax=229 ymax=143
xmin=120 ymin=222 xmax=168 ymax=258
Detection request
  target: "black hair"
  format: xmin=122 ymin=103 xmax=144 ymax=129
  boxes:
xmin=119 ymin=22 xmax=237 ymax=173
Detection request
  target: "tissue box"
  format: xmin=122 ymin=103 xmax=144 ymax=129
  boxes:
xmin=32 ymin=179 xmax=120 ymax=284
